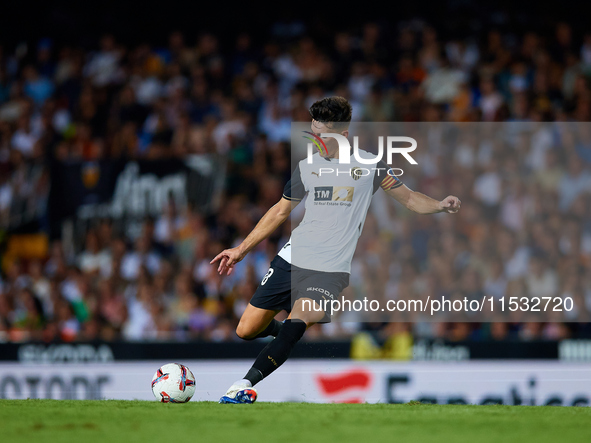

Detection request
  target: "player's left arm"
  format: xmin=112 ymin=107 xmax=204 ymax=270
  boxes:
xmin=374 ymin=163 xmax=460 ymax=214
xmin=385 ymin=184 xmax=461 ymax=214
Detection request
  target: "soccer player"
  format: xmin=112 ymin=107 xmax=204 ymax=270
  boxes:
xmin=211 ymin=96 xmax=461 ymax=403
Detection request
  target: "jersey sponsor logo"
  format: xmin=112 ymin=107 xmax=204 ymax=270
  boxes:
xmin=314 ymin=186 xmax=354 ymax=202
xmin=314 ymin=186 xmax=333 ymax=200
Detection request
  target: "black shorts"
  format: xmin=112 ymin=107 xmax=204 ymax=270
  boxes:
xmin=249 ymin=255 xmax=349 ymax=323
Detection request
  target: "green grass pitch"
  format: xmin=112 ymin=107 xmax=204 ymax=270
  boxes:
xmin=1 ymin=400 xmax=590 ymax=443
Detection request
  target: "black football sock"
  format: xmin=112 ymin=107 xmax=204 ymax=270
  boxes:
xmin=251 ymin=319 xmax=283 ymax=340
xmin=243 ymin=319 xmax=307 ymax=386
xmin=243 ymin=367 xmax=264 ymax=386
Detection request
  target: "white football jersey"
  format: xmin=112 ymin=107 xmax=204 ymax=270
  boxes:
xmin=279 ymin=150 xmax=402 ymax=273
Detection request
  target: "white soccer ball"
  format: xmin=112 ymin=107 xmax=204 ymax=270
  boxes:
xmin=151 ymin=363 xmax=196 ymax=403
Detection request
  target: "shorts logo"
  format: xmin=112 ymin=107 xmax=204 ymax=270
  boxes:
xmin=307 ymin=287 xmax=334 ymax=300
xmin=314 ymin=186 xmax=354 ymax=202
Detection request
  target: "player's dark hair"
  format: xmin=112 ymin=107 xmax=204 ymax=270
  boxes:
xmin=309 ymin=96 xmax=352 ymax=130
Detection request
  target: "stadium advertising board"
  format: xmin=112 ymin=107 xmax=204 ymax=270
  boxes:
xmin=3 ymin=340 xmax=585 ymax=362
xmin=0 ymin=360 xmax=588 ymax=406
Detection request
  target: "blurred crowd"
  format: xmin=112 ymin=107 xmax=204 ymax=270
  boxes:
xmin=1 ymin=18 xmax=591 ymax=344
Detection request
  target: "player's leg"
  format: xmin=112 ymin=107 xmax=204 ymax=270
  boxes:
xmin=219 ymin=257 xmax=292 ymax=403
xmin=287 ymin=297 xmax=327 ymax=324
xmin=220 ymin=265 xmax=348 ymax=404
xmin=236 ymin=255 xmax=291 ymax=341
xmin=235 ymin=304 xmax=282 ymax=340
xmin=232 ymin=270 xmax=348 ymax=396
xmin=236 ymin=298 xmax=324 ymax=384
xmin=219 ymin=304 xmax=284 ymax=404
xmin=219 ymin=298 xmax=322 ymax=404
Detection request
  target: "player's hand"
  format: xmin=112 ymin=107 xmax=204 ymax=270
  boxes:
xmin=439 ymin=195 xmax=461 ymax=213
xmin=210 ymin=246 xmax=246 ymax=276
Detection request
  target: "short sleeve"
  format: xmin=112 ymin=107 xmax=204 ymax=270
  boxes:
xmin=283 ymin=163 xmax=306 ymax=201
xmin=373 ymin=160 xmax=403 ymax=193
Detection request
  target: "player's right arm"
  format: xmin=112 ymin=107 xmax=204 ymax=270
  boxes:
xmin=211 ymin=164 xmax=306 ymax=275
xmin=210 ymin=198 xmax=298 ymax=275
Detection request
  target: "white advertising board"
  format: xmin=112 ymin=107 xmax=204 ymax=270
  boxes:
xmin=0 ymin=360 xmax=589 ymax=406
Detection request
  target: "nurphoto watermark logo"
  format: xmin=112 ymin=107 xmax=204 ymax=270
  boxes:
xmin=302 ymin=131 xmax=418 ymax=178
xmin=303 ymin=131 xmax=418 ymax=165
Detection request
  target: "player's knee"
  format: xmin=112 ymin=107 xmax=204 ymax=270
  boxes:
xmin=235 ymin=323 xmax=257 ymax=340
